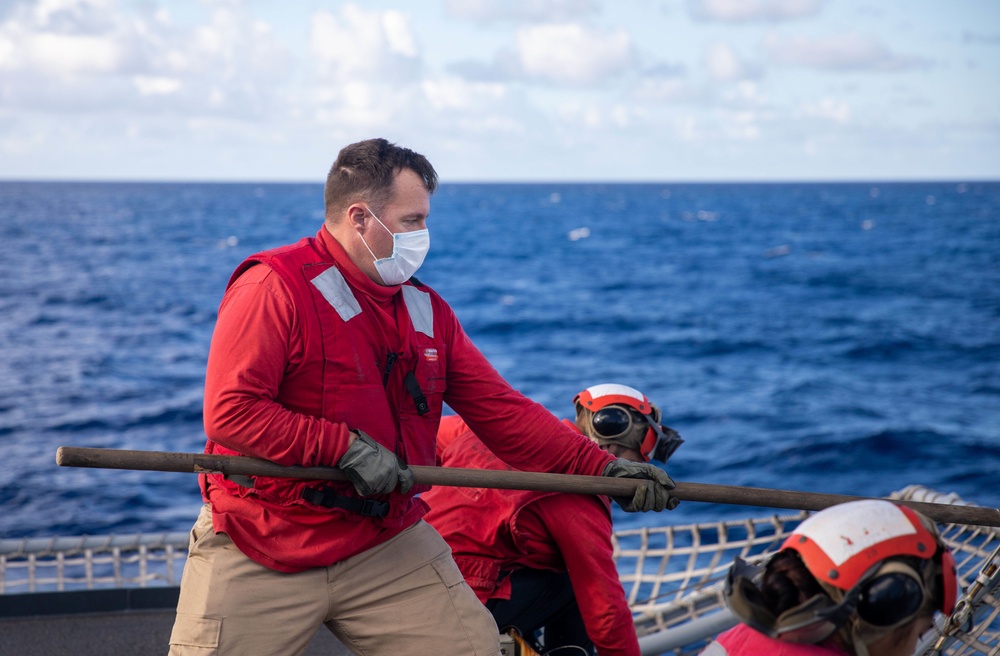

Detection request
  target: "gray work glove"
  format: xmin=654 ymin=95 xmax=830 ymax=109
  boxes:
xmin=337 ymin=430 xmax=414 ymax=496
xmin=602 ymin=459 xmax=679 ymax=512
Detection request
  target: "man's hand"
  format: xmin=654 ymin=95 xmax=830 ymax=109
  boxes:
xmin=337 ymin=430 xmax=414 ymax=496
xmin=602 ymin=459 xmax=679 ymax=512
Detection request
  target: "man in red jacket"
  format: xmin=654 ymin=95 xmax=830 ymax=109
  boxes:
xmin=168 ymin=139 xmax=677 ymax=655
xmin=423 ymin=383 xmax=684 ymax=656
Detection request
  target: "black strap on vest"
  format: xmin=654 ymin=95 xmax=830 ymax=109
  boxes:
xmin=404 ymin=371 xmax=430 ymax=415
xmin=302 ymin=486 xmax=389 ymax=518
xmin=382 ymin=351 xmax=399 ymax=387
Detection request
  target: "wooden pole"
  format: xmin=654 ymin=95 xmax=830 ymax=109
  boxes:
xmin=56 ymin=446 xmax=1000 ymax=528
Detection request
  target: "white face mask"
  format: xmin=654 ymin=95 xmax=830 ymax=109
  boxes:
xmin=359 ymin=206 xmax=430 ymax=285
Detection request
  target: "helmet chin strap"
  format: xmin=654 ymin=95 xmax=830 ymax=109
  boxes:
xmin=849 ymin=621 xmax=872 ymax=656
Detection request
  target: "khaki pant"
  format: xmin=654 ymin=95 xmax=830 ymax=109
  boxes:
xmin=169 ymin=505 xmax=500 ymax=656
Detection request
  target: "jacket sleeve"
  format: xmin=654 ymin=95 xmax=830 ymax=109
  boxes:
xmin=202 ymin=264 xmax=350 ymax=467
xmin=436 ymin=297 xmax=615 ymax=477
xmin=519 ymin=495 xmax=641 ymax=656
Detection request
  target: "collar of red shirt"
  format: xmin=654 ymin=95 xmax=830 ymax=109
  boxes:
xmin=316 ymin=226 xmax=400 ymax=304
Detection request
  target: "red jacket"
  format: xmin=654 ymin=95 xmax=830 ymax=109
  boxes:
xmin=201 ymin=227 xmax=615 ymax=572
xmin=423 ymin=416 xmax=639 ymax=656
xmin=703 ymin=624 xmax=851 ymax=656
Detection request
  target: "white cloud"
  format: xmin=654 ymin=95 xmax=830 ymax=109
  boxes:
xmin=0 ymin=0 xmax=129 ymax=76
xmin=417 ymin=76 xmax=533 ymax=139
xmin=0 ymin=0 xmax=292 ymax=120
xmin=0 ymin=34 xmax=13 ymax=67
xmin=670 ymin=108 xmax=764 ymax=143
xmin=22 ymin=32 xmax=121 ymax=75
xmin=382 ymin=11 xmax=418 ymax=57
xmin=556 ymin=101 xmax=602 ymax=128
xmin=727 ymin=111 xmax=761 ymax=140
xmin=132 ymin=75 xmax=181 ymax=96
xmin=31 ymin=0 xmax=118 ymax=29
xmin=304 ymin=6 xmax=444 ymax=137
xmin=299 ymin=11 xmax=555 ymax=148
xmin=516 ymin=23 xmax=632 ymax=85
xmin=312 ymin=80 xmax=402 ymax=130
xmin=445 ymin=0 xmax=599 ymax=24
xmin=689 ymin=0 xmax=825 ymax=23
xmin=676 ymin=114 xmax=701 ymax=141
xmin=631 ymin=77 xmax=697 ymax=103
xmin=716 ymin=80 xmax=770 ymax=111
xmin=446 ymin=50 xmax=521 ymax=83
xmin=800 ymin=97 xmax=851 ymax=123
xmin=309 ymin=4 xmax=421 ymax=83
xmin=422 ymin=77 xmax=508 ymax=112
xmin=763 ymin=32 xmax=928 ymax=71
xmin=704 ymin=42 xmax=760 ymax=82
xmin=0 ymin=0 xmax=995 ymax=182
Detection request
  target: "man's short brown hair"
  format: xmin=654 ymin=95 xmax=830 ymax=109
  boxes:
xmin=324 ymin=138 xmax=438 ymax=222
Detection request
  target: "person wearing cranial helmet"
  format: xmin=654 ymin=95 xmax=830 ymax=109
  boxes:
xmin=422 ymin=383 xmax=683 ymax=656
xmin=702 ymin=499 xmax=958 ymax=656
xmin=573 ymin=383 xmax=684 ymax=463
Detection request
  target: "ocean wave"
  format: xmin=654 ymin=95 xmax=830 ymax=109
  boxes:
xmin=2 ymin=181 xmax=998 ymax=537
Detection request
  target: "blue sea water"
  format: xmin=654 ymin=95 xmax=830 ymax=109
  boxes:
xmin=0 ymin=180 xmax=998 ymax=538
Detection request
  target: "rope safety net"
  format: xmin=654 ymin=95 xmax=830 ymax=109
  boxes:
xmin=2 ymin=487 xmax=998 ymax=655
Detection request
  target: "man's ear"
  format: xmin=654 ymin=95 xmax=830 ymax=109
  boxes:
xmin=347 ymin=204 xmax=368 ymax=231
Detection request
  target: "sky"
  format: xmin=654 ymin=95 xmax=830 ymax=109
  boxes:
xmin=0 ymin=0 xmax=998 ymax=183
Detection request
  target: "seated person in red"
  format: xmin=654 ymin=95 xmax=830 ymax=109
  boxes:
xmin=422 ymin=383 xmax=683 ymax=656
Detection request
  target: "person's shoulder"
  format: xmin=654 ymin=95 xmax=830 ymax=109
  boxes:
xmin=708 ymin=624 xmax=842 ymax=656
xmin=231 ymin=261 xmax=286 ymax=290
xmin=225 ymin=262 xmax=296 ymax=313
xmin=560 ymin=418 xmax=583 ymax=433
xmin=698 ymin=640 xmax=729 ymax=656
xmin=262 ymin=235 xmax=317 ymax=257
xmin=406 ymin=276 xmax=451 ymax=306
xmin=437 ymin=415 xmax=472 ymax=449
xmin=439 ymin=414 xmax=469 ymax=435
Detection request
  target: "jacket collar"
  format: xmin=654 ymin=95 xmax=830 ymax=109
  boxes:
xmin=316 ymin=226 xmax=399 ymax=303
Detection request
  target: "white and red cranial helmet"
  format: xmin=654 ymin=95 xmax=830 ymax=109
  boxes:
xmin=782 ymin=499 xmax=956 ymax=604
xmin=574 ymin=383 xmax=654 ymax=415
xmin=573 ymin=383 xmax=682 ymax=462
xmin=725 ymin=499 xmax=958 ymax=646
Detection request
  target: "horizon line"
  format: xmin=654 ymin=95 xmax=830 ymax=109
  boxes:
xmin=1 ymin=176 xmax=997 ymax=186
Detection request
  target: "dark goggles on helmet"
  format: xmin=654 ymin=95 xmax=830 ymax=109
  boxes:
xmin=590 ymin=406 xmax=683 ymax=462
xmin=725 ymin=556 xmax=938 ymax=645
xmin=591 ymin=406 xmax=644 ymax=439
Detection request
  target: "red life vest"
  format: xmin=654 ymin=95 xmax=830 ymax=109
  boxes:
xmin=704 ymin=624 xmax=851 ymax=656
xmin=200 ymin=228 xmax=614 ymax=573
xmin=203 ymin=230 xmax=446 ymax=570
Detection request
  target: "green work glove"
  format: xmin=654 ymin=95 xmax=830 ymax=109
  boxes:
xmin=337 ymin=430 xmax=414 ymax=496
xmin=602 ymin=459 xmax=679 ymax=512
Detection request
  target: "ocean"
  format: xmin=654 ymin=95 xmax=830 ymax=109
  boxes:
xmin=1 ymin=180 xmax=998 ymax=538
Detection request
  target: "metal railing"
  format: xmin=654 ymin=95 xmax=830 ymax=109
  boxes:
xmin=0 ymin=532 xmax=189 ymax=594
